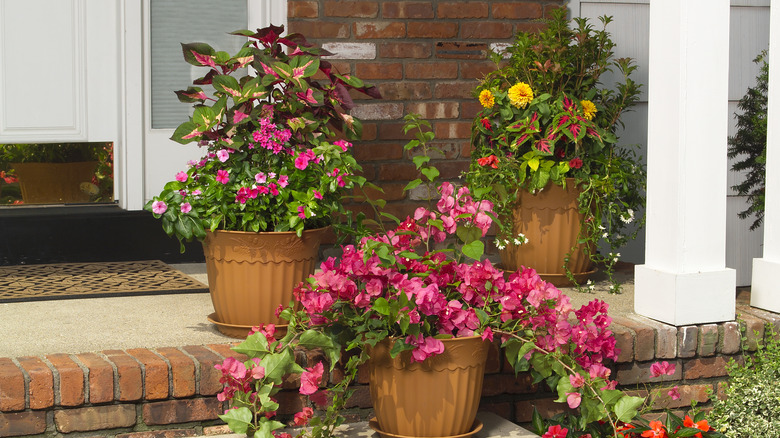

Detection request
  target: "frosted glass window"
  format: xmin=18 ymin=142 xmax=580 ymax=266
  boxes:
xmin=150 ymin=0 xmax=247 ymax=129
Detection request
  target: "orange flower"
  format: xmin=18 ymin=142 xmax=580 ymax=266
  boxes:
xmin=683 ymin=416 xmax=710 ymax=438
xmin=477 ymin=155 xmax=499 ymax=169
xmin=641 ymin=421 xmax=667 ymax=438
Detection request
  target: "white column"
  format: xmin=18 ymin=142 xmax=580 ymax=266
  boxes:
xmin=751 ymin=0 xmax=780 ymax=312
xmin=634 ymin=0 xmax=736 ymax=326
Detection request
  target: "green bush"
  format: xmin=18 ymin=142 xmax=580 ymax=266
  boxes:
xmin=708 ymin=325 xmax=780 ymax=437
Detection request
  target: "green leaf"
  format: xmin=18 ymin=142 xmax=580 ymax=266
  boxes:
xmin=218 ymin=407 xmax=252 ymax=434
xmin=232 ymin=332 xmax=270 ymax=357
xmin=613 ymin=395 xmax=645 ymax=423
xmin=421 ymin=167 xmax=439 ymax=182
xmin=259 ymin=349 xmax=295 ymax=385
xmin=373 ymin=297 xmax=390 ymax=316
xmin=181 ymin=42 xmax=216 ymax=67
xmin=528 ymin=157 xmax=540 ymax=171
xmin=461 ymin=240 xmax=484 ymax=260
xmin=171 ymin=121 xmax=202 ymax=144
xmin=456 ymin=225 xmax=481 ymax=245
xmin=255 ymin=419 xmax=286 ymax=438
xmin=213 ymin=75 xmax=242 ymax=99
xmin=390 ymin=338 xmax=414 ymax=358
xmin=412 ymin=155 xmax=430 ymax=169
xmin=404 ymin=179 xmax=423 ymax=192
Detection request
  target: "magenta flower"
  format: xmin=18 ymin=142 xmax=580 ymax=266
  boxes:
xmin=406 ymin=334 xmax=445 ymax=362
xmin=217 ymin=149 xmax=230 ymax=162
xmin=151 ymin=201 xmax=167 ymax=214
xmin=255 ymin=172 xmax=266 ymax=184
xmin=668 ymin=385 xmax=680 ymax=400
xmin=295 ymin=155 xmax=309 ymax=170
xmin=278 ymin=175 xmax=289 ymax=188
xmin=313 ymin=190 xmax=323 ymax=200
xmin=650 ymin=360 xmax=675 ymax=378
xmin=297 ymin=205 xmax=306 ymax=219
xmin=180 ymin=202 xmax=192 ymax=213
xmin=569 ymin=373 xmax=585 ymax=388
xmin=542 ymin=425 xmax=568 ymax=438
xmin=299 ymin=362 xmax=324 ymax=395
xmin=175 ymin=171 xmax=188 ymax=182
xmin=269 ymin=183 xmax=279 ymax=196
xmin=216 ymin=170 xmax=229 ymax=184
xmin=334 ymin=139 xmax=351 ymax=151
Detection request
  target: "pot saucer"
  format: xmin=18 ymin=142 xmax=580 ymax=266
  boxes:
xmin=207 ymin=312 xmax=252 ymax=339
xmin=207 ymin=313 xmax=289 ymax=339
xmin=368 ymin=418 xmax=483 ymax=438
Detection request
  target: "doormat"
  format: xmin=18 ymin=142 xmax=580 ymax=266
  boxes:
xmin=0 ymin=260 xmax=209 ymax=303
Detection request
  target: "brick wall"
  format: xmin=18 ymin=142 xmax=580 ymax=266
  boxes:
xmin=2 ymin=305 xmax=777 ymax=437
xmin=287 ymin=0 xmax=566 ymax=224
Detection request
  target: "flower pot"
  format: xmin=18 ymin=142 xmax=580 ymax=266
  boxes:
xmin=368 ymin=336 xmax=489 ymax=438
xmin=11 ymin=161 xmax=98 ymax=204
xmin=499 ymin=179 xmax=594 ymax=287
xmin=202 ymin=227 xmax=327 ymax=338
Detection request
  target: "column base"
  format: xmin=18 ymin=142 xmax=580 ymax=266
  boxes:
xmin=635 ymin=265 xmax=736 ymax=326
xmin=751 ymin=258 xmax=780 ymax=312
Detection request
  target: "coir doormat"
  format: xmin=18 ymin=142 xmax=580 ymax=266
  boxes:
xmin=0 ymin=260 xmax=209 ymax=303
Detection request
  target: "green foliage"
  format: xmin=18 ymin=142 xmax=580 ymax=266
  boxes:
xmin=708 ymin=325 xmax=780 ymax=437
xmin=728 ymin=52 xmax=768 ymax=231
xmin=466 ymin=8 xmax=645 ymax=292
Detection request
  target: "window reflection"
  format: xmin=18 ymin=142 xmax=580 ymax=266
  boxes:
xmin=0 ymin=142 xmax=114 ymax=205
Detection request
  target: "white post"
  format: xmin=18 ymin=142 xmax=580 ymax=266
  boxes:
xmin=751 ymin=0 xmax=780 ymax=312
xmin=634 ymin=0 xmax=736 ymax=326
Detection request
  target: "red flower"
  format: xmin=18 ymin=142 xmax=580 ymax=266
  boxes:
xmin=569 ymin=157 xmax=583 ymax=169
xmin=477 ymin=155 xmax=499 ymax=169
xmin=481 ymin=117 xmax=493 ymax=132
xmin=542 ymin=425 xmax=568 ymax=438
xmin=641 ymin=421 xmax=667 ymax=438
xmin=683 ymin=416 xmax=711 ymax=438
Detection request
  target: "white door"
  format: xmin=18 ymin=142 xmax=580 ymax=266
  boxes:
xmin=121 ymin=0 xmax=286 ymax=210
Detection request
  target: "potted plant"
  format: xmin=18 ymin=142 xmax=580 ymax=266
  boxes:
xmin=466 ymin=8 xmax=645 ymax=291
xmin=145 ymin=25 xmax=380 ymax=336
xmin=0 ymin=142 xmax=112 ymax=204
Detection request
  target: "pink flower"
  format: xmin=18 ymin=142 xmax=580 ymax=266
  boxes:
xmin=293 ymin=407 xmax=314 ymax=426
xmin=180 ymin=202 xmax=192 ymax=213
xmin=278 ymin=175 xmax=289 ymax=188
xmin=269 ymin=183 xmax=279 ymax=196
xmin=298 ymin=205 xmax=306 ymax=219
xmin=299 ymin=362 xmax=324 ymax=395
xmin=566 ymin=392 xmax=582 ymax=409
xmin=216 ymin=149 xmax=229 ymax=162
xmin=216 ymin=170 xmax=229 ymax=184
xmin=334 ymin=139 xmax=351 ymax=151
xmin=313 ymin=190 xmax=323 ymax=200
xmin=151 ymin=201 xmax=167 ymax=214
xmin=250 ymin=363 xmax=265 ymax=380
xmin=542 ymin=425 xmax=568 ymax=438
xmin=215 ymin=357 xmax=247 ymax=380
xmin=309 ymin=390 xmax=329 ymax=408
xmin=569 ymin=373 xmax=585 ymax=388
xmin=668 ymin=385 xmax=680 ymax=400
xmin=192 ymin=189 xmax=202 ymax=196
xmin=295 ymin=155 xmax=309 ymax=170
xmin=175 ymin=171 xmax=188 ymax=182
xmin=650 ymin=361 xmax=675 ymax=378
xmin=255 ymin=172 xmax=267 ymax=184
xmin=406 ymin=334 xmax=445 ymax=362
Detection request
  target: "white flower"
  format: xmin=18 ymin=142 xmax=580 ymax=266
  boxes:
xmin=602 ymin=232 xmax=609 ymax=238
xmin=620 ymin=209 xmax=635 ymax=224
xmin=494 ymin=239 xmax=506 ymax=250
xmin=598 ymin=225 xmax=606 ymax=231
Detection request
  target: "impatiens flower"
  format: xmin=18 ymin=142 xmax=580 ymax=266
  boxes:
xmin=216 ymin=169 xmax=229 ymax=184
xmin=180 ymin=202 xmax=192 ymax=213
xmin=151 ymin=201 xmax=167 ymax=214
xmin=508 ymin=82 xmax=534 ymax=108
xmin=580 ymin=99 xmax=597 ymax=120
xmin=641 ymin=421 xmax=667 ymax=438
xmin=478 ymin=89 xmax=495 ymax=109
xmin=216 ymin=149 xmax=230 ymax=162
xmin=650 ymin=361 xmax=675 ymax=378
xmin=299 ymin=362 xmax=324 ymax=395
xmin=569 ymin=157 xmax=583 ymax=169
xmin=175 ymin=171 xmax=188 ymax=182
xmin=542 ymin=425 xmax=568 ymax=438
xmin=683 ymin=415 xmax=711 ymax=438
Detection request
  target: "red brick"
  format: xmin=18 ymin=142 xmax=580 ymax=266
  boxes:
xmin=75 ymin=353 xmax=114 ymax=404
xmin=377 ymin=122 xmax=415 ymax=141
xmin=479 ymin=401 xmax=512 ymax=420
xmin=615 ymin=360 xmax=681 ymax=386
xmin=482 ymin=373 xmax=536 ymax=396
xmin=461 ymin=22 xmax=514 ymax=39
xmin=156 ymin=348 xmax=196 ymax=398
xmin=544 ymin=4 xmax=567 ymax=19
xmin=0 ymin=358 xmax=25 ymax=411
xmin=354 ymin=142 xmax=404 ymax=162
xmin=515 ymin=22 xmax=547 ymax=34
xmin=344 ymin=385 xmax=372 ymax=409
xmin=361 ymin=123 xmax=378 ymax=141
xmin=356 ymin=62 xmax=403 ymax=80
xmin=405 ymin=62 xmax=458 ymax=80
xmin=612 ymin=324 xmax=635 ymax=363
xmin=435 ymin=42 xmax=488 ymax=60
xmin=378 ymin=42 xmax=431 ymax=59
xmin=697 ymin=324 xmax=720 ymax=357
xmin=738 ymin=313 xmax=765 ymax=351
xmin=275 ymin=391 xmax=306 ymax=415
xmin=127 ymin=349 xmax=169 ymax=400
xmin=325 ymin=1 xmax=378 ymax=18
xmin=461 ymin=100 xmax=484 ymax=119
xmin=378 ymin=163 xmax=418 ymax=181
xmin=103 ymin=350 xmax=143 ymax=401
xmin=613 ymin=316 xmax=655 ymax=361
xmin=434 ymin=121 xmax=472 ymax=139
xmin=406 ymin=102 xmax=459 ymax=119
xmin=288 ymin=1 xmax=318 ymax=18
xmin=354 ymin=22 xmax=406 ymax=39
xmin=377 ymin=82 xmax=432 ymax=101
xmin=351 ymin=102 xmax=404 ymax=120
xmin=288 ymin=22 xmax=349 ymax=39
xmin=649 ymin=384 xmax=713 ymax=410
xmin=354 ymin=182 xmax=407 ymax=203
xmin=203 ymin=425 xmax=232 ymax=436
xmin=407 ymin=22 xmax=459 ymax=39
xmin=142 ymin=398 xmax=222 ymax=425
xmin=435 ymin=82 xmax=478 ymax=100
xmin=16 ymin=357 xmax=54 ymax=410
xmin=719 ymin=321 xmax=741 ymax=354
xmin=46 ymin=354 xmax=84 ymax=407
xmin=438 ymin=2 xmax=489 ymax=18
xmin=206 ymin=344 xmax=246 ymax=361
xmin=181 ymin=346 xmax=224 ymax=397
xmin=382 ymin=2 xmax=434 ymax=19
xmin=462 ymin=61 xmax=499 ymax=79
xmin=117 ymin=429 xmax=199 ymax=438
xmin=0 ymin=411 xmax=47 ymax=437
xmin=54 ymin=405 xmax=136 ymax=433
xmin=492 ymin=2 xmax=543 ymax=19
xmin=485 ymin=341 xmax=502 ymax=374
xmin=357 ymin=363 xmax=370 ymax=384
xmin=515 ymin=397 xmax=572 ymax=423
xmin=683 ymin=356 xmax=729 ymax=380
xmin=677 ymin=326 xmax=698 ymax=358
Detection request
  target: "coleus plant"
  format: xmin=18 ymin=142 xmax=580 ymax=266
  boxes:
xmin=146 ymin=25 xmax=381 ymax=249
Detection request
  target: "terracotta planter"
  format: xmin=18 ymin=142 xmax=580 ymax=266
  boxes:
xmin=368 ymin=336 xmax=489 ymax=438
xmin=202 ymin=227 xmax=326 ymax=338
xmin=499 ymin=179 xmax=594 ymax=287
xmin=12 ymin=161 xmax=98 ymax=204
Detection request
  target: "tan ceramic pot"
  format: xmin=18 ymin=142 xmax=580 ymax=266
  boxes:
xmin=202 ymin=227 xmax=326 ymax=337
xmin=499 ymin=179 xmax=594 ymax=286
xmin=368 ymin=336 xmax=489 ymax=437
xmin=12 ymin=161 xmax=98 ymax=204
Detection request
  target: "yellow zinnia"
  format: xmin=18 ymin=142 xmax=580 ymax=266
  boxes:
xmin=581 ymin=99 xmax=597 ymax=120
xmin=508 ymin=82 xmax=534 ymax=109
xmin=479 ymin=89 xmax=495 ymax=109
